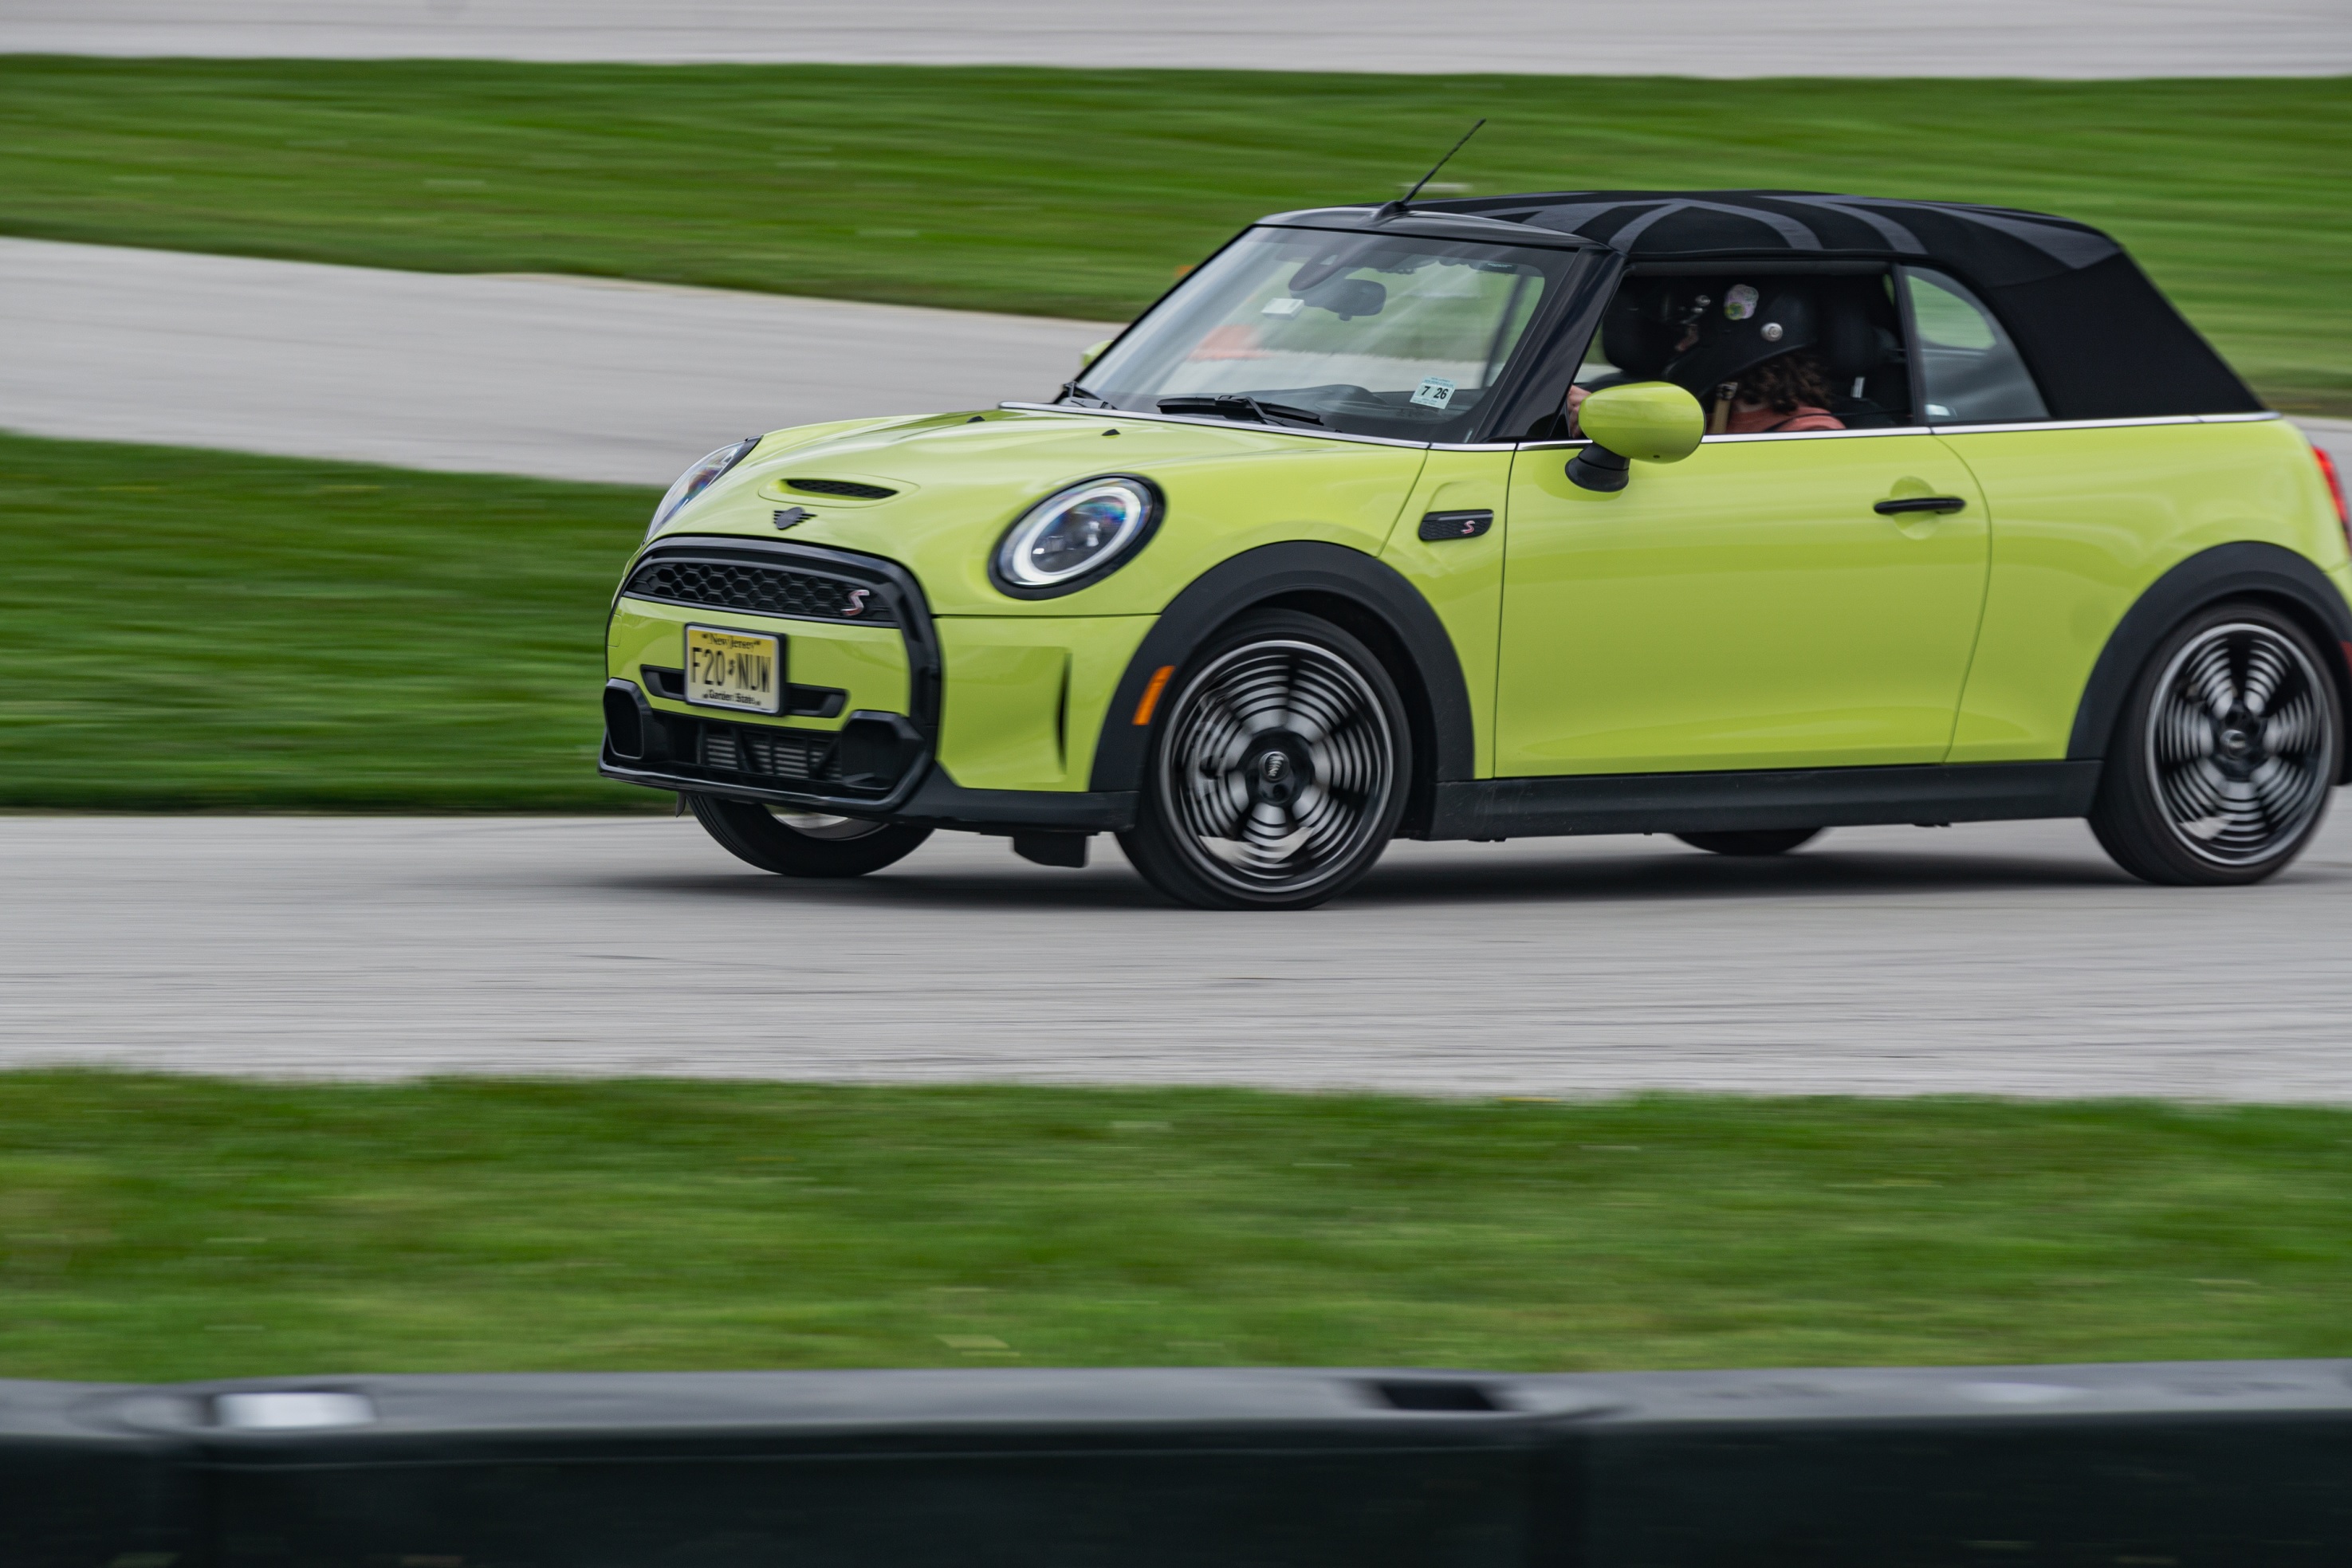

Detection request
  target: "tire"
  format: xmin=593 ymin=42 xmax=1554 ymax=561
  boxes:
xmin=1675 ymin=828 xmax=1823 ymax=856
xmin=1118 ymin=610 xmax=1411 ymax=910
xmin=686 ymin=793 xmax=931 ymax=878
xmin=2087 ymin=600 xmax=2342 ymax=886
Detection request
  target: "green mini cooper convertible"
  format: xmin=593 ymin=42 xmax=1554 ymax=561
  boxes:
xmin=603 ymin=189 xmax=2352 ymax=909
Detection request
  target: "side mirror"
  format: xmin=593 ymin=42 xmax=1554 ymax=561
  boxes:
xmin=1078 ymin=339 xmax=1111 ymax=371
xmin=1566 ymin=381 xmax=1705 ymax=493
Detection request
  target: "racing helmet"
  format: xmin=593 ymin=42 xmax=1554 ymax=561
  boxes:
xmin=1662 ymin=281 xmax=1822 ymax=396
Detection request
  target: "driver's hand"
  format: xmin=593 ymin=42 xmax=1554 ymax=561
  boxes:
xmin=1566 ymin=384 xmax=1591 ymax=438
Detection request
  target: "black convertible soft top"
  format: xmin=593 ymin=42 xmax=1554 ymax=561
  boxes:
xmin=1280 ymin=190 xmax=2264 ymax=421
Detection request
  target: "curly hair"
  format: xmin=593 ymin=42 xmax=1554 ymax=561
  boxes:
xmin=1733 ymin=350 xmax=1834 ymax=414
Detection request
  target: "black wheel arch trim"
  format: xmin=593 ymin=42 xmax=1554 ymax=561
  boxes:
xmin=1086 ymin=541 xmax=1477 ymax=832
xmin=2067 ymin=541 xmax=2352 ymax=784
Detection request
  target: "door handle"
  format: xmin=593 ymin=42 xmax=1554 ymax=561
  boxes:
xmin=1874 ymin=496 xmax=1967 ymax=517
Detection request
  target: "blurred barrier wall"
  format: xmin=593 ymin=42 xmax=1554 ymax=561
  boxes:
xmin=13 ymin=1360 xmax=2352 ymax=1564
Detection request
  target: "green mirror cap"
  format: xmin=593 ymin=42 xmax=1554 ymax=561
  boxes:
xmin=1580 ymin=380 xmax=1705 ymax=464
xmin=1079 ymin=339 xmax=1111 ymax=370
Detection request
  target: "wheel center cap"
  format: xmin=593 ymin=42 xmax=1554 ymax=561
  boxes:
xmin=1247 ymin=737 xmax=1311 ymax=806
xmin=2219 ymin=725 xmax=2256 ymax=760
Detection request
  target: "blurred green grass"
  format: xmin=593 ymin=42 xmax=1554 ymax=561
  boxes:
xmin=0 ymin=430 xmax=655 ymax=809
xmin=0 ymin=61 xmax=2346 ymax=411
xmin=4 ymin=1074 xmax=2352 ymax=1381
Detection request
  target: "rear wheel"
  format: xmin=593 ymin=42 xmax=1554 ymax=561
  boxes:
xmin=686 ymin=793 xmax=931 ymax=878
xmin=1675 ymin=828 xmax=1823 ymax=856
xmin=1119 ymin=611 xmax=1410 ymax=910
xmin=2088 ymin=602 xmax=2342 ymax=886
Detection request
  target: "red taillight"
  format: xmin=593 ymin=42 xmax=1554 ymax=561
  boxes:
xmin=2316 ymin=445 xmax=2351 ymax=544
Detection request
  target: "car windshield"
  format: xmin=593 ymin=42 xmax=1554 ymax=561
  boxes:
xmin=1074 ymin=226 xmax=1569 ymax=442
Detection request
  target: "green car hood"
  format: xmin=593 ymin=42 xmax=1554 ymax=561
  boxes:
xmin=644 ymin=409 xmax=1430 ymax=617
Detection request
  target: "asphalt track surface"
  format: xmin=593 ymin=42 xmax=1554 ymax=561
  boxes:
xmin=5 ymin=808 xmax=2350 ymax=1099
xmin=6 ymin=0 xmax=2348 ymax=78
xmin=6 ymin=241 xmax=2349 ymax=1102
xmin=5 ymin=238 xmax=2348 ymax=485
xmin=0 ymin=238 xmax=1111 ymax=486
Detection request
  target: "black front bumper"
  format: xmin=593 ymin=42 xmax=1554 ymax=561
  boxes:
xmin=600 ymin=687 xmax=1135 ymax=835
xmin=604 ymin=532 xmax=1136 ymax=835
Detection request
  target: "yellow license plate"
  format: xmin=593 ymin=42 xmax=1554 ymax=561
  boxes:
xmin=683 ymin=625 xmax=783 ymax=714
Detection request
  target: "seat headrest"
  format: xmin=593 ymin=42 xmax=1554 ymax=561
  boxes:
xmin=1600 ymin=299 xmax=1678 ymax=379
xmin=1819 ymin=303 xmax=1888 ymax=380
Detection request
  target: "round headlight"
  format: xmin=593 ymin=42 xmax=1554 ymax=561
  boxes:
xmin=992 ymin=476 xmax=1161 ymax=596
xmin=647 ymin=436 xmax=759 ymax=539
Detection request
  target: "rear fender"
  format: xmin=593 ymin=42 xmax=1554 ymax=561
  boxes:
xmin=2067 ymin=541 xmax=2352 ymax=784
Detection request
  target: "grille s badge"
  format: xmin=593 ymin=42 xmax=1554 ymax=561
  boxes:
xmin=843 ymin=588 xmax=871 ymax=617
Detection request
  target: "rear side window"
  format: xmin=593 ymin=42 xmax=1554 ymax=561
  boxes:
xmin=1905 ymin=267 xmax=2048 ymax=424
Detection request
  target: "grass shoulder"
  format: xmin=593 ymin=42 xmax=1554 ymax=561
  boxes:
xmin=0 ymin=430 xmax=656 ymax=810
xmin=2 ymin=1073 xmax=2348 ymax=1381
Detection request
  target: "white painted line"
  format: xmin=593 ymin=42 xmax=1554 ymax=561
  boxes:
xmin=2 ymin=236 xmax=2338 ymax=485
xmin=0 ymin=237 xmax=1115 ymax=486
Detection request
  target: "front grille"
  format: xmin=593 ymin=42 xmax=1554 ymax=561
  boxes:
xmin=624 ymin=557 xmax=892 ymax=624
xmin=695 ymin=721 xmax=840 ymax=784
xmin=786 ymin=477 xmax=897 ymax=500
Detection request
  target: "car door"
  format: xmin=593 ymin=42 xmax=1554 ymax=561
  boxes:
xmin=1493 ymin=428 xmax=1989 ymax=776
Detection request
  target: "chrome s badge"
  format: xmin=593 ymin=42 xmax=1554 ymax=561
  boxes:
xmin=842 ymin=588 xmax=871 ymax=617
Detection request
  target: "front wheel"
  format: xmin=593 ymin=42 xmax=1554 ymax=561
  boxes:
xmin=686 ymin=793 xmax=931 ymax=878
xmin=1118 ymin=611 xmax=1411 ymax=910
xmin=2087 ymin=602 xmax=2342 ymax=886
xmin=1676 ymin=828 xmax=1823 ymax=857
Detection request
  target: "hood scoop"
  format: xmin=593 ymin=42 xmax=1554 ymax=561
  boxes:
xmin=785 ymin=477 xmax=897 ymax=500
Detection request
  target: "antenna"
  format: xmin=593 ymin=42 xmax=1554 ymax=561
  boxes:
xmin=1380 ymin=119 xmax=1486 ymax=219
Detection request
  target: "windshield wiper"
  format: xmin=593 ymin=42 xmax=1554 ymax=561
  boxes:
xmin=1155 ymin=394 xmax=1326 ymax=427
xmin=1056 ymin=381 xmax=1115 ymax=409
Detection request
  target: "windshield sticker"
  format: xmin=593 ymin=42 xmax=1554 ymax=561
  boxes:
xmin=1410 ymin=376 xmax=1460 ymax=410
xmin=1725 ymin=284 xmax=1760 ymax=320
xmin=1261 ymin=295 xmax=1305 ymax=316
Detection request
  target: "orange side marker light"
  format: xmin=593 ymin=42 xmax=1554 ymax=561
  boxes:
xmin=1133 ymin=665 xmax=1175 ymax=725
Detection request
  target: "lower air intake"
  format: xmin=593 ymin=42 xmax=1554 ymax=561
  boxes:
xmin=698 ymin=724 xmax=836 ymax=783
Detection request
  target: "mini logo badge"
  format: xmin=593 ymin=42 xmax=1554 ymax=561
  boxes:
xmin=842 ymin=588 xmax=871 ymax=617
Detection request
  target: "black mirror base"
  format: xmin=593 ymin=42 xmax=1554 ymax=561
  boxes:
xmin=1566 ymin=447 xmax=1630 ymax=493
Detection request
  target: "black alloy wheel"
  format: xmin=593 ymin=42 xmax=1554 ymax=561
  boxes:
xmin=1119 ymin=611 xmax=1410 ymax=910
xmin=2089 ymin=602 xmax=2342 ymax=886
xmin=1675 ymin=828 xmax=1824 ymax=856
xmin=686 ymin=792 xmax=932 ymax=878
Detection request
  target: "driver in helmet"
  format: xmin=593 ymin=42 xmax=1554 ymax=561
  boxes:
xmin=1568 ymin=280 xmax=1845 ymax=437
